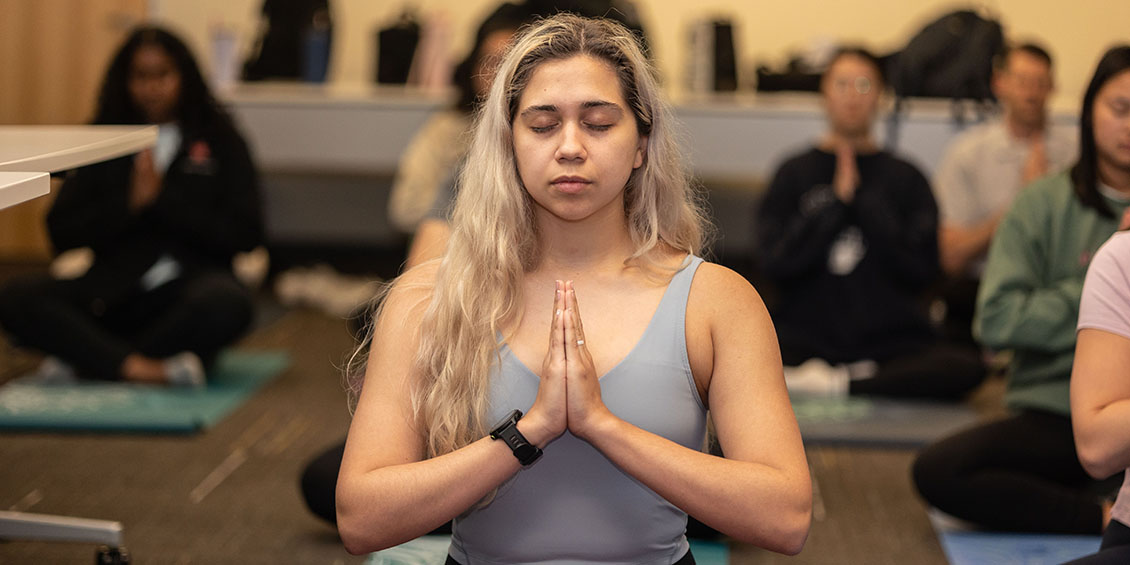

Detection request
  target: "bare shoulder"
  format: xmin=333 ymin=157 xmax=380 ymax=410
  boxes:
xmin=380 ymin=261 xmax=440 ymax=321
xmin=687 ymin=261 xmax=769 ymax=319
xmin=684 ymin=261 xmax=776 ymax=400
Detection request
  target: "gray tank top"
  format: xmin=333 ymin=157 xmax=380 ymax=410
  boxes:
xmin=449 ymin=256 xmax=708 ymax=565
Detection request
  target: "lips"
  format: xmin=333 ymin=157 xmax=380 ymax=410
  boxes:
xmin=551 ymin=176 xmax=591 ymax=194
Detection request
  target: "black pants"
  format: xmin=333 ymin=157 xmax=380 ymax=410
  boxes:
xmin=782 ymin=341 xmax=986 ymax=400
xmin=1066 ymin=519 xmax=1130 ymax=564
xmin=913 ymin=410 xmax=1120 ymax=534
xmin=0 ymin=272 xmax=253 ymax=380
xmin=938 ymin=277 xmax=981 ymax=348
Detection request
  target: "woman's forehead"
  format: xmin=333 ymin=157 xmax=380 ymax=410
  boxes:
xmin=518 ymin=55 xmax=626 ymax=110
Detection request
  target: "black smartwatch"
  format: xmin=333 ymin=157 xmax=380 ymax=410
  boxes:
xmin=490 ymin=409 xmax=542 ymax=466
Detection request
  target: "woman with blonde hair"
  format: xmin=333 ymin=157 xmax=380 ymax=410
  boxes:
xmin=336 ymin=14 xmax=810 ymax=563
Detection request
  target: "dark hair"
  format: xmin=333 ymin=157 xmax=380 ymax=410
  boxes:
xmin=994 ymin=42 xmax=1053 ymax=72
xmin=1070 ymin=44 xmax=1130 ymax=219
xmin=451 ymin=1 xmax=650 ymax=114
xmin=825 ymin=46 xmax=886 ymax=86
xmin=93 ymin=26 xmax=234 ymax=138
xmin=452 ymin=3 xmax=533 ymax=113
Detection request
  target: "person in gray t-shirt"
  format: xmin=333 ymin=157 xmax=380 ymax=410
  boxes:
xmin=933 ymin=42 xmax=1076 ymax=343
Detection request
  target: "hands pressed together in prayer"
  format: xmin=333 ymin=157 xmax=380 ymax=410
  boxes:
xmin=833 ymin=142 xmax=860 ymax=204
xmin=129 ymin=149 xmax=163 ymax=212
xmin=526 ymin=279 xmax=612 ymax=446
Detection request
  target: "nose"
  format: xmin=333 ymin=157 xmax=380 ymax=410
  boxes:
xmin=555 ymin=122 xmax=586 ymax=162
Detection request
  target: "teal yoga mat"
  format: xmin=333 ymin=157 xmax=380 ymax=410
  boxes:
xmin=930 ymin=511 xmax=1100 ymax=565
xmin=791 ymin=396 xmax=981 ymax=447
xmin=0 ymin=350 xmax=289 ymax=433
xmin=368 ymin=536 xmax=729 ymax=565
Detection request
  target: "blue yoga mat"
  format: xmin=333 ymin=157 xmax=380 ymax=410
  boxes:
xmin=0 ymin=350 xmax=290 ymax=433
xmin=931 ymin=510 xmax=1101 ymax=564
xmin=792 ymin=396 xmax=981 ymax=447
xmin=368 ymin=536 xmax=729 ymax=564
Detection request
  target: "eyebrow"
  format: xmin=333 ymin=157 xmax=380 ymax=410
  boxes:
xmin=519 ymin=100 xmax=623 ymax=118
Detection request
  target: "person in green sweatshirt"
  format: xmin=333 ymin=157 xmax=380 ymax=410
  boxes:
xmin=912 ymin=45 xmax=1130 ymax=534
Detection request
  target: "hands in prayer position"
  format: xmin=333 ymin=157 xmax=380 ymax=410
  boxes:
xmin=833 ymin=142 xmax=860 ymax=203
xmin=529 ymin=280 xmax=611 ymax=446
xmin=129 ymin=149 xmax=163 ymax=212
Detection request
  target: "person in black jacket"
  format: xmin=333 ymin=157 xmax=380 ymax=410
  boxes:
xmin=757 ymin=47 xmax=984 ymax=399
xmin=0 ymin=26 xmax=263 ymax=386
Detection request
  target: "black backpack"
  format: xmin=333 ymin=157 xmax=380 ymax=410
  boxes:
xmin=889 ymin=9 xmax=1004 ymax=101
xmin=884 ymin=10 xmax=1003 ymax=148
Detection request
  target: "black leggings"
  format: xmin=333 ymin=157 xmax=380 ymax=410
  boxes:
xmin=1066 ymin=520 xmax=1130 ymax=564
xmin=445 ymin=548 xmax=696 ymax=565
xmin=0 ymin=272 xmax=252 ymax=380
xmin=913 ymin=410 xmax=1119 ymax=534
xmin=781 ymin=342 xmax=986 ymax=400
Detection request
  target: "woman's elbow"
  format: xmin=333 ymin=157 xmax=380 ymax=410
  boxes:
xmin=730 ymin=487 xmax=812 ymax=555
xmin=336 ymin=486 xmax=392 ymax=555
xmin=742 ymin=504 xmax=811 ymax=556
xmin=775 ymin=506 xmax=812 ymax=556
xmin=337 ymin=504 xmax=375 ymax=555
xmin=1076 ymin=438 xmax=1121 ymax=480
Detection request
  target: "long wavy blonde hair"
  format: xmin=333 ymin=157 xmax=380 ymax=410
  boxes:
xmin=349 ymin=13 xmax=710 ymax=459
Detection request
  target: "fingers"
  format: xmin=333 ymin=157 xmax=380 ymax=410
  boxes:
xmin=547 ymin=280 xmax=565 ymax=366
xmin=134 ymin=149 xmax=154 ymax=170
xmin=563 ymin=287 xmax=579 ymax=360
xmin=563 ymin=281 xmax=592 ymax=365
xmin=565 ymin=280 xmax=586 ymax=350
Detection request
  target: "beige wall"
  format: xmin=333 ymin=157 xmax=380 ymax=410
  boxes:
xmin=152 ymin=0 xmax=1129 ymax=110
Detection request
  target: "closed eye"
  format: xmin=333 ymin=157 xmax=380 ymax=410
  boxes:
xmin=585 ymin=123 xmax=613 ymax=132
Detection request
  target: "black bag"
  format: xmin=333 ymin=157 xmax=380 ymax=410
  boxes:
xmin=889 ymin=9 xmax=1003 ymax=101
xmin=375 ymin=12 xmax=420 ymax=85
xmin=242 ymin=0 xmax=333 ymax=81
xmin=884 ymin=10 xmax=1003 ymax=148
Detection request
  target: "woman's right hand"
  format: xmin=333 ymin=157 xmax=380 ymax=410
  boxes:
xmin=525 ymin=279 xmax=569 ymax=446
xmin=129 ymin=149 xmax=162 ymax=212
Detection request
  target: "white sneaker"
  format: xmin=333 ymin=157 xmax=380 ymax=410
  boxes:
xmin=164 ymin=352 xmax=206 ymax=388
xmin=17 ymin=356 xmax=79 ymax=385
xmin=783 ymin=358 xmax=849 ymax=397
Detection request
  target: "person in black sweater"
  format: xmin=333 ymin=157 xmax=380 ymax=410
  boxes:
xmin=0 ymin=26 xmax=262 ymax=386
xmin=757 ymin=47 xmax=984 ymax=399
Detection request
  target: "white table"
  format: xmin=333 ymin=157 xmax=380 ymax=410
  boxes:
xmin=0 ymin=124 xmax=155 ymax=556
xmin=0 ymin=172 xmax=49 ymax=210
xmin=0 ymin=125 xmax=157 ymax=210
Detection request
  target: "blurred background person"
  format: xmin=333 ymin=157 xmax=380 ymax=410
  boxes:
xmin=757 ymin=47 xmax=984 ymax=400
xmin=934 ymin=42 xmax=1076 ymax=345
xmin=914 ymin=45 xmax=1130 ymax=535
xmin=0 ymin=26 xmax=263 ymax=386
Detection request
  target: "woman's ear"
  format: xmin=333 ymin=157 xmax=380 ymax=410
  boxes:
xmin=634 ymin=135 xmax=648 ymax=169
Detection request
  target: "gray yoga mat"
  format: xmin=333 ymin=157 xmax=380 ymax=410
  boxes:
xmin=792 ymin=396 xmax=981 ymax=447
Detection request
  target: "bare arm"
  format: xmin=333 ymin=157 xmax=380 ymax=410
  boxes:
xmin=1071 ymin=328 xmax=1130 ymax=479
xmin=336 ymin=268 xmax=563 ymax=554
xmin=939 ymin=213 xmax=1001 ymax=278
xmin=565 ymin=266 xmax=811 ymax=554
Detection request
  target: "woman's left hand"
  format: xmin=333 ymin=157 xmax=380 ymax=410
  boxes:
xmin=562 ymin=280 xmax=613 ymax=440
